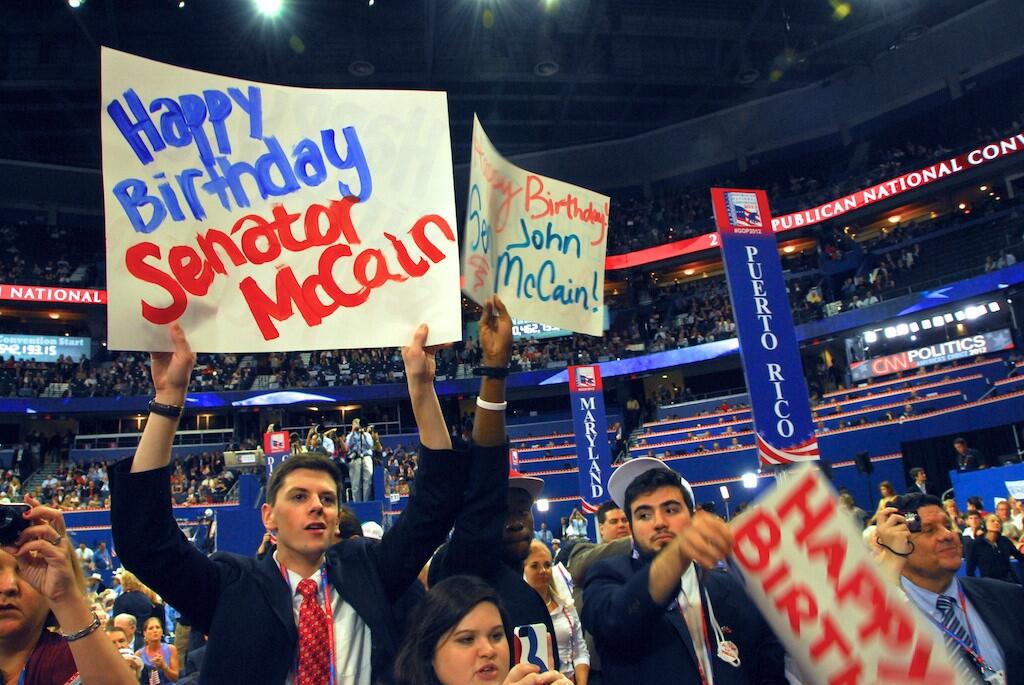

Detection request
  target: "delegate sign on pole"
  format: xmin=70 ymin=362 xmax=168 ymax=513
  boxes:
xmin=462 ymin=115 xmax=608 ymax=336
xmin=102 ymin=48 xmax=461 ymax=352
xmin=712 ymin=187 xmax=818 ymax=467
xmin=568 ymin=365 xmax=612 ymax=514
xmin=731 ymin=465 xmax=965 ymax=684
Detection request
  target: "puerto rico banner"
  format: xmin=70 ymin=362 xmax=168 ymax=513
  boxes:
xmin=263 ymin=430 xmax=291 ymax=479
xmin=568 ymin=365 xmax=612 ymax=513
xmin=102 ymin=48 xmax=461 ymax=352
xmin=712 ymin=188 xmax=818 ymax=467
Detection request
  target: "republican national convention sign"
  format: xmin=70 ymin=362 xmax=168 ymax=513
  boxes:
xmin=101 ymin=48 xmax=461 ymax=352
xmin=568 ymin=365 xmax=612 ymax=514
xmin=712 ymin=188 xmax=818 ymax=467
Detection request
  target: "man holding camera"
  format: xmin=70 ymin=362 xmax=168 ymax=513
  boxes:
xmin=346 ymin=419 xmax=374 ymax=502
xmin=877 ymin=493 xmax=1024 ymax=683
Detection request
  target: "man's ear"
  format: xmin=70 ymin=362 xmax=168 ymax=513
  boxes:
xmin=261 ymin=502 xmax=275 ymax=531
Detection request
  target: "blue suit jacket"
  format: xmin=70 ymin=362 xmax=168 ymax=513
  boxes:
xmin=582 ymin=553 xmax=786 ymax=685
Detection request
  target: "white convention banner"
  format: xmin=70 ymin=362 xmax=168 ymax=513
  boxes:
xmin=102 ymin=48 xmax=461 ymax=352
xmin=731 ymin=465 xmax=970 ymax=685
xmin=462 ymin=115 xmax=608 ymax=336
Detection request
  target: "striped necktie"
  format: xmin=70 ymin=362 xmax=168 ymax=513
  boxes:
xmin=935 ymin=594 xmax=983 ymax=681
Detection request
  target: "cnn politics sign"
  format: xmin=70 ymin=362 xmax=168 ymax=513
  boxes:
xmin=850 ymin=328 xmax=1013 ymax=382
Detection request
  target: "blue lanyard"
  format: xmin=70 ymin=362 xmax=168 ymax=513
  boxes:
xmin=924 ymin=581 xmax=992 ymax=675
xmin=279 ymin=560 xmax=337 ymax=685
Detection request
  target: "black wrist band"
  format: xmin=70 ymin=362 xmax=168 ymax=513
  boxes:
xmin=473 ymin=366 xmax=509 ymax=379
xmin=149 ymin=399 xmax=184 ymax=419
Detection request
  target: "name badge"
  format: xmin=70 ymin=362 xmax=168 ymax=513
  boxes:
xmin=717 ymin=640 xmax=741 ymax=667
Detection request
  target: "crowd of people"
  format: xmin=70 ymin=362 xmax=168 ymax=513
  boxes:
xmin=4 ymin=298 xmax=1024 ymax=685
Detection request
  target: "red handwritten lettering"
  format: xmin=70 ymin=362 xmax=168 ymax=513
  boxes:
xmin=834 ymin=563 xmax=914 ymax=645
xmin=524 ymin=174 xmax=608 ymax=245
xmin=776 ymin=471 xmax=837 ymax=546
xmin=126 ymin=197 xmax=455 ymax=340
xmin=732 ymin=509 xmax=781 ymax=572
xmin=774 ymin=584 xmax=818 ymax=635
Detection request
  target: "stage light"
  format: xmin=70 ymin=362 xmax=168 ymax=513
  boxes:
xmin=255 ymin=0 xmax=283 ymax=17
xmin=932 ymin=315 xmax=945 ymax=327
xmin=910 ymin=335 xmax=917 ymax=342
xmin=921 ymin=319 xmax=932 ymax=330
xmin=987 ymin=302 xmax=1000 ymax=312
xmin=783 ymin=245 xmax=795 ymax=253
xmin=178 ymin=0 xmax=185 ymax=7
xmin=68 ymin=0 xmax=84 ymax=7
xmin=888 ymin=215 xmax=901 ymax=224
xmin=980 ymin=185 xmax=988 ymax=191
xmin=954 ymin=310 xmax=966 ymax=321
xmin=720 ymin=485 xmax=731 ymax=500
xmin=958 ymin=202 xmax=967 ymax=210
xmin=536 ymin=498 xmax=550 ymax=512
xmin=741 ymin=472 xmax=759 ymax=489
xmin=908 ymin=322 xmax=919 ymax=333
xmin=683 ymin=268 xmax=695 ymax=276
xmin=943 ymin=313 xmax=954 ymax=323
xmin=884 ymin=326 xmax=897 ymax=339
xmin=48 ymin=313 xmax=60 ymax=320
xmin=896 ymin=323 xmax=909 ymax=336
xmin=863 ymin=330 xmax=878 ymax=344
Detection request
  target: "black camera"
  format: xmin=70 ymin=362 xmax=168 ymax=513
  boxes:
xmin=0 ymin=503 xmax=31 ymax=545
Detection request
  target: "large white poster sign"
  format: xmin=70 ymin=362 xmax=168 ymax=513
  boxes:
xmin=731 ymin=466 xmax=966 ymax=685
xmin=462 ymin=116 xmax=608 ymax=336
xmin=102 ymin=48 xmax=461 ymax=352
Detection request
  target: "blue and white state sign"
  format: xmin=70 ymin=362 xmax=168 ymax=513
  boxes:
xmin=712 ymin=188 xmax=818 ymax=467
xmin=569 ymin=365 xmax=612 ymax=513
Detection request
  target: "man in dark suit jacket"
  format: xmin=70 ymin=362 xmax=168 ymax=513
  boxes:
xmin=427 ymin=297 xmax=561 ymax=669
xmin=582 ymin=458 xmax=786 ymax=685
xmin=879 ymin=493 xmax=1024 ymax=683
xmin=111 ymin=321 xmax=476 ymax=684
xmin=907 ymin=467 xmax=938 ymax=496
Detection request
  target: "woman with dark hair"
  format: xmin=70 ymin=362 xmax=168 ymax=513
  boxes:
xmin=869 ymin=480 xmax=897 ymax=524
xmin=395 ymin=576 xmax=571 ymax=685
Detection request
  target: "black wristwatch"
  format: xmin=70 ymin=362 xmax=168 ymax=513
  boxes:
xmin=148 ymin=399 xmax=184 ymax=419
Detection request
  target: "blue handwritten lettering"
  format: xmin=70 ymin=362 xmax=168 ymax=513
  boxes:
xmin=466 ymin=185 xmax=491 ymax=253
xmin=322 ymin=126 xmax=372 ymax=202
xmin=113 ymin=178 xmax=167 ymax=234
xmin=106 ymin=89 xmax=166 ymax=165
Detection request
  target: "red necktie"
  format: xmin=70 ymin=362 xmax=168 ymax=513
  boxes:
xmin=296 ymin=578 xmax=330 ymax=685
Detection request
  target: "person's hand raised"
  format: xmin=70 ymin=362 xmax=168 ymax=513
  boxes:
xmin=478 ymin=295 xmax=512 ymax=368
xmin=402 ymin=323 xmax=439 ymax=387
xmin=150 ymin=323 xmax=195 ymax=405
xmin=672 ymin=510 xmax=734 ymax=569
xmin=4 ymin=496 xmax=79 ymax=605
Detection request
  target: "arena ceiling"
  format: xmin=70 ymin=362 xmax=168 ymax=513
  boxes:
xmin=0 ymin=0 xmax=986 ymax=170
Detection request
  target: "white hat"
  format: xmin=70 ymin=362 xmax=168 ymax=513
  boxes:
xmin=361 ymin=521 xmax=384 ymax=540
xmin=88 ymin=573 xmax=102 ymax=581
xmin=608 ymin=457 xmax=695 ymax=512
xmin=509 ymin=469 xmax=545 ymax=502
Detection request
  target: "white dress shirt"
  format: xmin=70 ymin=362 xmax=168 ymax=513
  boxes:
xmin=677 ymin=563 xmax=714 ymax=684
xmin=278 ymin=553 xmax=372 ymax=685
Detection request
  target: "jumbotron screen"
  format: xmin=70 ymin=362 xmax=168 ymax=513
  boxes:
xmin=0 ymin=334 xmax=91 ymax=362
